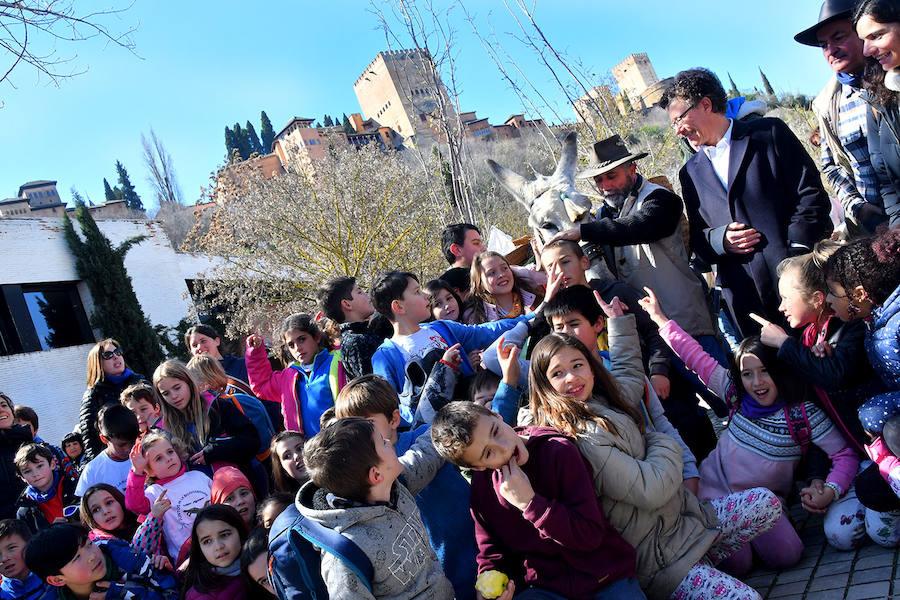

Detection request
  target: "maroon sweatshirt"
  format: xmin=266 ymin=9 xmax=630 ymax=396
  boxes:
xmin=470 ymin=426 xmax=637 ymax=600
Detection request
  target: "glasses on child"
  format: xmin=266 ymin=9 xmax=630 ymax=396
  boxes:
xmin=100 ymin=348 xmax=124 ymax=360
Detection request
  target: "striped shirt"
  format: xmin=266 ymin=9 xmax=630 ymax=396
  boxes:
xmin=820 ymin=84 xmax=880 ymax=216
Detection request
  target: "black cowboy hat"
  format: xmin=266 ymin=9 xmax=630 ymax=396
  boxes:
xmin=576 ymin=135 xmax=648 ymax=180
xmin=794 ymin=0 xmax=859 ymax=47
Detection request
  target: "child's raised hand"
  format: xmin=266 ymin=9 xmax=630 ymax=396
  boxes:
xmin=638 ymin=287 xmax=668 ymax=326
xmin=544 ymin=262 xmax=565 ymax=303
xmin=441 ymin=343 xmax=462 ymax=369
xmin=594 ymin=290 xmax=627 ymax=318
xmin=150 ymin=489 xmax=171 ymax=518
xmin=246 ymin=334 xmax=264 ymax=349
xmin=129 ymin=440 xmax=147 ymax=474
xmin=89 ymin=581 xmax=110 ymax=600
xmin=498 ymin=455 xmax=535 ymax=511
xmin=496 ymin=336 xmax=521 ymax=387
xmin=750 ymin=313 xmax=789 ymax=349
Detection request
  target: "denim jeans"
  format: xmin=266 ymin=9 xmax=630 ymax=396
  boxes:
xmin=515 ymin=578 xmax=646 ymax=599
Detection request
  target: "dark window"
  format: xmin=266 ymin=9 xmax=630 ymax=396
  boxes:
xmin=0 ymin=282 xmax=93 ymax=355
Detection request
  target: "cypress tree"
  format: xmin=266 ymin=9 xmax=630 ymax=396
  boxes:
xmin=728 ymin=73 xmax=740 ymax=97
xmin=245 ymin=121 xmax=263 ymax=155
xmin=260 ymin=111 xmax=275 ymax=154
xmin=323 ymin=114 xmax=333 ymax=127
xmin=232 ymin=123 xmax=250 ymax=160
xmin=115 ymin=161 xmax=143 ymax=212
xmin=103 ymin=178 xmax=119 ymax=202
xmin=759 ymin=68 xmax=775 ymax=97
xmin=62 ymin=197 xmax=164 ymax=377
xmin=225 ymin=127 xmax=237 ymax=160
xmin=342 ymin=114 xmax=353 ymax=134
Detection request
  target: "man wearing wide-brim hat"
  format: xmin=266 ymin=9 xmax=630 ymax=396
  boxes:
xmin=796 ymin=0 xmax=886 ymax=236
xmin=548 ymin=134 xmax=729 ymax=410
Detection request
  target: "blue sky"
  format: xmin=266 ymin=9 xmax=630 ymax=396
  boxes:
xmin=1 ymin=1 xmax=834 ymax=210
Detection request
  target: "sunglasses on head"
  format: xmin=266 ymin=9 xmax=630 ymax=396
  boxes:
xmin=101 ymin=348 xmax=124 ymax=360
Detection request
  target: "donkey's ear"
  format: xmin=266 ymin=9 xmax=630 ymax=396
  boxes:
xmin=552 ymin=131 xmax=578 ymax=184
xmin=487 ymin=159 xmax=531 ymax=208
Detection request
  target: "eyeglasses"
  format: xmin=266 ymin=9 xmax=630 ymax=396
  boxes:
xmin=671 ymin=102 xmax=697 ymax=129
xmin=100 ymin=348 xmax=124 ymax=360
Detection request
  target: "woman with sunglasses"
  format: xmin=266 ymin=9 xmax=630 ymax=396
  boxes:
xmin=79 ymin=339 xmax=146 ymax=460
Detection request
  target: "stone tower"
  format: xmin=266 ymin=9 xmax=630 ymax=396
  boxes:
xmin=353 ymin=49 xmax=455 ymax=146
xmin=612 ymin=53 xmax=659 ymax=109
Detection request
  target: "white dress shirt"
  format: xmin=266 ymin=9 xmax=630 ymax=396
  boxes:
xmin=701 ymin=119 xmax=734 ymax=190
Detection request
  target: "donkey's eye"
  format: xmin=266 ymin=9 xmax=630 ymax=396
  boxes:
xmin=541 ymin=222 xmax=559 ymax=233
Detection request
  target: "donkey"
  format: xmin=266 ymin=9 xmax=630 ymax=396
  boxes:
xmin=487 ymin=131 xmax=615 ymax=280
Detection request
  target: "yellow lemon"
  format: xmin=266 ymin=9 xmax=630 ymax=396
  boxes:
xmin=475 ymin=570 xmax=509 ymax=599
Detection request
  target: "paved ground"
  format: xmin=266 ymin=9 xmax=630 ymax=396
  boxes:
xmin=742 ymin=504 xmax=898 ymax=600
xmin=702 ymin=412 xmax=899 ymax=599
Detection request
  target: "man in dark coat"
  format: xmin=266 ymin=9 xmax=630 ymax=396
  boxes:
xmin=661 ymin=68 xmax=834 ymax=336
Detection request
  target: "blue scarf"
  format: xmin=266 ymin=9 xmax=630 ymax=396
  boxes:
xmin=836 ymin=71 xmax=862 ymax=89
xmin=739 ymin=392 xmax=785 ymax=419
xmin=105 ymin=369 xmax=134 ymax=386
xmin=24 ymin=469 xmax=61 ymax=503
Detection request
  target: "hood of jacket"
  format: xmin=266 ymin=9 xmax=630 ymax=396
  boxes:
xmin=873 ymin=284 xmax=900 ymax=331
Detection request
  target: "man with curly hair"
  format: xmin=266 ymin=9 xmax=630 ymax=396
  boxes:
xmin=661 ymin=68 xmax=834 ymax=336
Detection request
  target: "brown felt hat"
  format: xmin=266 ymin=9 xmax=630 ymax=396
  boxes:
xmin=576 ymin=135 xmax=647 ymax=180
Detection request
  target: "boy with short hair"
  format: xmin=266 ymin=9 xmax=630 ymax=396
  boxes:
xmin=24 ymin=523 xmax=177 ymax=600
xmin=14 ymin=405 xmax=76 ymax=479
xmin=430 ymin=401 xmax=642 ymax=599
xmin=370 ymin=271 xmax=530 ymax=420
xmin=298 ymin=417 xmax=452 ymax=600
xmin=75 ymin=405 xmax=139 ymax=497
xmin=334 ymin=371 xmax=477 ymax=599
xmin=15 ymin=443 xmax=78 ymax=533
xmin=120 ymin=384 xmax=163 ymax=434
xmin=316 ymin=276 xmax=390 ymax=380
xmin=0 ymin=519 xmax=51 ymax=600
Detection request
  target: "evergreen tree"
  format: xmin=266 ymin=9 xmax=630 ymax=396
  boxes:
xmin=323 ymin=114 xmax=333 ymax=127
xmin=245 ymin=120 xmax=263 ymax=155
xmin=232 ymin=123 xmax=250 ymax=160
xmin=260 ymin=111 xmax=275 ymax=154
xmin=728 ymin=72 xmax=740 ymax=97
xmin=62 ymin=197 xmax=164 ymax=377
xmin=225 ymin=126 xmax=237 ymax=160
xmin=759 ymin=67 xmax=775 ymax=97
xmin=103 ymin=178 xmax=120 ymax=202
xmin=115 ymin=161 xmax=143 ymax=212
xmin=342 ymin=113 xmax=353 ymax=134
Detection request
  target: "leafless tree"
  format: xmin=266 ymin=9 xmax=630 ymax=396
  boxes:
xmin=142 ymin=129 xmax=184 ymax=206
xmin=0 ymin=0 xmax=137 ymax=87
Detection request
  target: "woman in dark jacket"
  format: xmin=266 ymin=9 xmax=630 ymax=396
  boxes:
xmin=856 ymin=0 xmax=900 ymax=228
xmin=79 ymin=339 xmax=145 ymax=460
xmin=0 ymin=392 xmax=34 ymax=519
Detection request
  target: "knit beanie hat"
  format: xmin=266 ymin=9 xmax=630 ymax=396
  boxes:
xmin=210 ymin=466 xmax=255 ymax=505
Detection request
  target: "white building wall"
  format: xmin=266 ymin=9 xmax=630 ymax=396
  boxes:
xmin=0 ymin=218 xmax=196 ymax=447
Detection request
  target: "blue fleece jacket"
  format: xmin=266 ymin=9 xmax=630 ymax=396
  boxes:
xmin=0 ymin=571 xmax=54 ymax=600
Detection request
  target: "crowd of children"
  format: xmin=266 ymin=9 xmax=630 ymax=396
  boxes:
xmin=0 ymin=222 xmax=898 ymax=600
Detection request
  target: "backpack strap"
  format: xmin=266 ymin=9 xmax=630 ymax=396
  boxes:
xmin=290 ymin=513 xmax=374 ymax=592
xmin=328 ymin=349 xmax=346 ymax=401
xmin=784 ymin=402 xmax=812 ymax=454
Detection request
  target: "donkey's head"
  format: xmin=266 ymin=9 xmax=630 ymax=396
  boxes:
xmin=486 ymin=132 xmax=592 ymax=249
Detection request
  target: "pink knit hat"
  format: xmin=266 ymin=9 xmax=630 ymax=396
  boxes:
xmin=210 ymin=466 xmax=255 ymax=505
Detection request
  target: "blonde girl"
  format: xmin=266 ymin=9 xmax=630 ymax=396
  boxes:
xmin=466 ymin=251 xmax=542 ymax=324
xmin=125 ymin=430 xmax=212 ymax=563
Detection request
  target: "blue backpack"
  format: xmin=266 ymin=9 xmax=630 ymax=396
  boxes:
xmin=268 ymin=504 xmax=374 ymax=600
xmin=218 ymin=391 xmax=276 ymax=460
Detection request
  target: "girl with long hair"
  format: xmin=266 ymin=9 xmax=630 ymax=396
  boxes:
xmin=465 ymin=251 xmax=542 ymax=324
xmin=181 ymin=504 xmax=248 ymax=600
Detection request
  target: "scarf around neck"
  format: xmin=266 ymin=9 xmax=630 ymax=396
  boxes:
xmin=25 ymin=469 xmax=61 ymax=503
xmin=213 ymin=559 xmax=242 ymax=577
xmin=739 ymin=392 xmax=785 ymax=419
xmin=105 ymin=369 xmax=134 ymax=386
xmin=886 ymin=69 xmax=900 ymax=92
xmin=836 ymin=71 xmax=863 ymax=89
